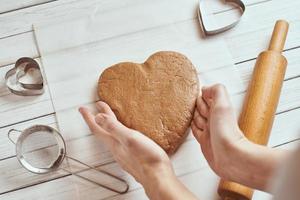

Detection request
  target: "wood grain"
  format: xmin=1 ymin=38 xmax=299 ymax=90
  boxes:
xmin=0 ymin=0 xmax=56 ymax=14
xmin=0 ymin=31 xmax=38 ymax=67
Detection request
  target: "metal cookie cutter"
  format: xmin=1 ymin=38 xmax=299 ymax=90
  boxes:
xmin=198 ymin=0 xmax=245 ymax=36
xmin=5 ymin=57 xmax=44 ymax=96
xmin=7 ymin=125 xmax=129 ymax=194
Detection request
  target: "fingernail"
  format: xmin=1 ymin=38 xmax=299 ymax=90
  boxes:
xmin=78 ymin=107 xmax=83 ymax=113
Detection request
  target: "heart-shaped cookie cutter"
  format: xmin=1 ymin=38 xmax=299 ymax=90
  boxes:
xmin=198 ymin=0 xmax=245 ymax=36
xmin=5 ymin=57 xmax=44 ymax=96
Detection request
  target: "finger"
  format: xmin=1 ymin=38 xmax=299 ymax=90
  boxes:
xmin=95 ymin=113 xmax=133 ymax=143
xmin=191 ymin=121 xmax=206 ymax=145
xmin=96 ymin=101 xmax=117 ymax=119
xmin=196 ymin=96 xmax=209 ymax=118
xmin=193 ymin=110 xmax=208 ymax=131
xmin=202 ymin=84 xmax=232 ymax=108
xmin=79 ymin=107 xmax=113 ymax=142
xmin=79 ymin=107 xmax=98 ymax=132
xmin=201 ymin=86 xmax=213 ymax=107
xmin=192 ymin=122 xmax=214 ymax=166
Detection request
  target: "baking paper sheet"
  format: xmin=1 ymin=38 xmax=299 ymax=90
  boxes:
xmin=32 ymin=1 xmax=244 ymax=199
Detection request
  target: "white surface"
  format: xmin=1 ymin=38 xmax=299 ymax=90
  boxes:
xmin=33 ymin=4 xmax=240 ymax=199
xmin=0 ymin=0 xmax=299 ymax=199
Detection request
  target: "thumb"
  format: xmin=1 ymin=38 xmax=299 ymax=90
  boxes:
xmin=202 ymin=84 xmax=232 ymax=108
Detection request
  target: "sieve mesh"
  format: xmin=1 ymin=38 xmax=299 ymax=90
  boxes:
xmin=20 ymin=130 xmax=59 ymax=169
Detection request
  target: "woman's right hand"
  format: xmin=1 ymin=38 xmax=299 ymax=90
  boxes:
xmin=191 ymin=84 xmax=288 ymax=192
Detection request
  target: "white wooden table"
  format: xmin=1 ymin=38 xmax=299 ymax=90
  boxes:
xmin=0 ymin=0 xmax=299 ymax=199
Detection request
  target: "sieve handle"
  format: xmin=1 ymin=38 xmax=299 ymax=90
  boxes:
xmin=62 ymin=156 xmax=129 ymax=194
xmin=7 ymin=129 xmax=22 ymax=144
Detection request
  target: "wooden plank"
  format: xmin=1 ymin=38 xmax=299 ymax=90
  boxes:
xmin=237 ymin=47 xmax=300 ymax=87
xmin=227 ymin=20 xmax=300 ymax=63
xmin=276 ymin=78 xmax=300 ymax=113
xmin=0 ymin=0 xmax=172 ymax=38
xmin=217 ymin=0 xmax=300 ymax=62
xmin=0 ymin=0 xmax=56 ymax=14
xmin=0 ymin=31 xmax=38 ymax=67
xmin=0 ymin=0 xmax=269 ymax=39
xmin=269 ymin=108 xmax=300 ymax=147
xmin=201 ymin=0 xmax=271 ymax=14
xmin=0 ymin=59 xmax=54 ymax=128
xmin=233 ymin=77 xmax=300 ymax=113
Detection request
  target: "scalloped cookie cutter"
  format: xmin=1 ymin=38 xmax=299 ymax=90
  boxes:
xmin=5 ymin=57 xmax=44 ymax=96
xmin=198 ymin=0 xmax=245 ymax=36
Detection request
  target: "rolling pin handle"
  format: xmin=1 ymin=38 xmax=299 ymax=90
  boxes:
xmin=268 ymin=20 xmax=289 ymax=52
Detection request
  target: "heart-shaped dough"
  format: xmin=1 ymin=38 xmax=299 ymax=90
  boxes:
xmin=98 ymin=51 xmax=199 ymax=153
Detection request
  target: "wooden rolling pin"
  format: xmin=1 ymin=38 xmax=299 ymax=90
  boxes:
xmin=218 ymin=20 xmax=289 ymax=200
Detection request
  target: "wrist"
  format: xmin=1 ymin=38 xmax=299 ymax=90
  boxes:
xmin=224 ymin=138 xmax=280 ymax=191
xmin=213 ymin=129 xmax=260 ymax=181
xmin=215 ymin=132 xmax=250 ymax=180
xmin=223 ymin=138 xmax=254 ymax=180
xmin=141 ymin=163 xmax=176 ymax=198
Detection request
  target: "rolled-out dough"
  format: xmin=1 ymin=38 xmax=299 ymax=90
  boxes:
xmin=98 ymin=51 xmax=199 ymax=153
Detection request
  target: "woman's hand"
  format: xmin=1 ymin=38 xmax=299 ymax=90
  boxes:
xmin=191 ymin=84 xmax=289 ymax=192
xmin=191 ymin=84 xmax=246 ymax=179
xmin=79 ymin=101 xmax=197 ymax=200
